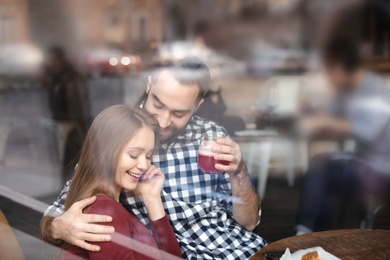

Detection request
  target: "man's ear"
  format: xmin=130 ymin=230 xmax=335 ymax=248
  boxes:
xmin=146 ymin=75 xmax=152 ymax=94
xmin=195 ymin=98 xmax=204 ymax=111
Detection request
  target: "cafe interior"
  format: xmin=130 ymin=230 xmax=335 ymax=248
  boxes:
xmin=0 ymin=0 xmax=389 ymax=259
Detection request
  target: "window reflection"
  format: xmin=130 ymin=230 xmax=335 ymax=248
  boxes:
xmin=0 ymin=0 xmax=389 ymax=258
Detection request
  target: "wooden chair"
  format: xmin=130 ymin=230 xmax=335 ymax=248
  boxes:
xmin=0 ymin=210 xmax=26 ymax=260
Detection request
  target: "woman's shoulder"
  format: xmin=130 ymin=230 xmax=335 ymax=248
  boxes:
xmin=87 ymin=195 xmax=128 ymax=219
xmin=94 ymin=194 xmax=117 ymax=202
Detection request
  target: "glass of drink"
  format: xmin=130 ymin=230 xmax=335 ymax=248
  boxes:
xmin=198 ymin=134 xmax=229 ymax=174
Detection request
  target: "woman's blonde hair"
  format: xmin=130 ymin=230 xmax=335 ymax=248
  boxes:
xmin=64 ymin=105 xmax=159 ymax=210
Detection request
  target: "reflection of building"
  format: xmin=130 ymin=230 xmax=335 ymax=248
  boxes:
xmin=12 ymin=0 xmax=164 ymax=56
xmin=0 ymin=0 xmax=29 ymax=45
xmin=28 ymin=0 xmax=72 ymax=51
xmin=64 ymin=0 xmax=164 ymax=54
xmin=163 ymin=0 xmax=245 ymax=41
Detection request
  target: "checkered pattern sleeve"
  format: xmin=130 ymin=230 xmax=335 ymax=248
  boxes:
xmin=216 ymin=173 xmax=233 ymax=213
xmin=43 ymin=181 xmax=70 ymax=217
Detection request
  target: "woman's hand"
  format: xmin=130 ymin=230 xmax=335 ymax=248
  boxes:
xmin=137 ymin=165 xmax=165 ymax=199
xmin=136 ymin=165 xmax=166 ymax=221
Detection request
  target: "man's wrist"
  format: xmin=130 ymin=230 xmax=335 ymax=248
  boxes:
xmin=51 ymin=217 xmax=61 ymax=240
xmin=229 ymin=163 xmax=255 ymax=189
xmin=42 ymin=216 xmax=65 ymax=246
xmin=229 ymin=160 xmax=245 ymax=176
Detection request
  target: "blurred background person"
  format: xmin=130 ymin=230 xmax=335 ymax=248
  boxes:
xmin=195 ymin=65 xmax=246 ymax=135
xmin=295 ymin=2 xmax=390 ymax=235
xmin=41 ymin=46 xmax=91 ymax=182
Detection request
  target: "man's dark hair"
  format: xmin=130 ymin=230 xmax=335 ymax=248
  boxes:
xmin=322 ymin=38 xmax=361 ymax=73
xmin=320 ymin=1 xmax=364 ymax=73
xmin=151 ymin=56 xmax=211 ymax=102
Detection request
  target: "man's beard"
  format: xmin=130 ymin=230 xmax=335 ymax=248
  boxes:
xmin=160 ymin=125 xmax=186 ymax=144
xmin=140 ymin=92 xmax=194 ymax=144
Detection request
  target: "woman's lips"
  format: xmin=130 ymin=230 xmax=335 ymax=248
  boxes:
xmin=126 ymin=171 xmax=142 ymax=181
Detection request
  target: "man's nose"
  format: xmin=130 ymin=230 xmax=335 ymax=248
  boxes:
xmin=158 ymin=111 xmax=171 ymax=129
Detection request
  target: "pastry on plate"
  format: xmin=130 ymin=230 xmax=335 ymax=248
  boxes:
xmin=302 ymin=251 xmax=320 ymax=260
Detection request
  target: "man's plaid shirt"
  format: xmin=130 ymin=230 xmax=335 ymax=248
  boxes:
xmin=45 ymin=116 xmax=267 ymax=259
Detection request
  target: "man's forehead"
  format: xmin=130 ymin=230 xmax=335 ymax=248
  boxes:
xmin=154 ymin=69 xmax=188 ymax=86
xmin=150 ymin=70 xmax=200 ymax=109
xmin=149 ymin=91 xmax=196 ymax=112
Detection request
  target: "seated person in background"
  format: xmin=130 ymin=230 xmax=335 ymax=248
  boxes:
xmin=295 ymin=6 xmax=390 ymax=235
xmin=41 ymin=105 xmax=182 ymax=259
xmin=195 ymin=66 xmax=245 ymax=136
xmin=41 ymin=57 xmax=266 ymax=259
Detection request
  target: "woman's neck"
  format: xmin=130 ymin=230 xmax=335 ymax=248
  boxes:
xmin=95 ymin=185 xmax=121 ymax=202
xmin=114 ymin=188 xmax=121 ymax=202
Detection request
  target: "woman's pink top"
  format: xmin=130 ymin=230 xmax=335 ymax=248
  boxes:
xmin=63 ymin=195 xmax=182 ymax=259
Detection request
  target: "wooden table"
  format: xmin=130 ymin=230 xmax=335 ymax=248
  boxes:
xmin=251 ymin=229 xmax=390 ymax=260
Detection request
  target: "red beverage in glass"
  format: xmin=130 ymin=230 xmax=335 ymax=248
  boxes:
xmin=198 ymin=146 xmax=229 ymax=174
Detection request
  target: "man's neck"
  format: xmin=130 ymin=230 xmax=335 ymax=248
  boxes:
xmin=338 ymin=69 xmax=366 ymax=94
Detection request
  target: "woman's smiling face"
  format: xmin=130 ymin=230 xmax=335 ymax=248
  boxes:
xmin=115 ymin=127 xmax=155 ymax=191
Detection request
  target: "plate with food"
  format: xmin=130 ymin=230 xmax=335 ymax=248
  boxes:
xmin=280 ymin=247 xmax=340 ymax=260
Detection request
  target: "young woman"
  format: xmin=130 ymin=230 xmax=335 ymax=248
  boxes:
xmin=56 ymin=105 xmax=181 ymax=259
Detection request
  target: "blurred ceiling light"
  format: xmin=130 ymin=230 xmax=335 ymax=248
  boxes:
xmin=121 ymin=56 xmax=131 ymax=65
xmin=109 ymin=57 xmax=118 ymax=66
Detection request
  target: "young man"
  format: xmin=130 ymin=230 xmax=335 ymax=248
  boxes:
xmin=295 ymin=35 xmax=390 ymax=234
xmin=41 ymin=57 xmax=266 ymax=259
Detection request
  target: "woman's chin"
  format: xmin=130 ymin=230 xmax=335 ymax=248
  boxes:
xmin=122 ymin=183 xmax=137 ymax=192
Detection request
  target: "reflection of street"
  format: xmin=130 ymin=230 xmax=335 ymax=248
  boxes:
xmin=0 ymin=76 xmax=137 ymax=199
xmin=0 ymin=74 xmax=264 ymax=198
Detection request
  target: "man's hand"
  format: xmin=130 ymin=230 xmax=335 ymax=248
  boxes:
xmin=52 ymin=196 xmax=114 ymax=251
xmin=210 ymin=137 xmax=260 ymax=230
xmin=212 ymin=138 xmax=243 ymax=175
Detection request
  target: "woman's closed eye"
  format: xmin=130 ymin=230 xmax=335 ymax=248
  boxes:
xmin=129 ymin=154 xmax=152 ymax=160
xmin=129 ymin=154 xmax=139 ymax=159
xmin=146 ymin=151 xmax=154 ymax=160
